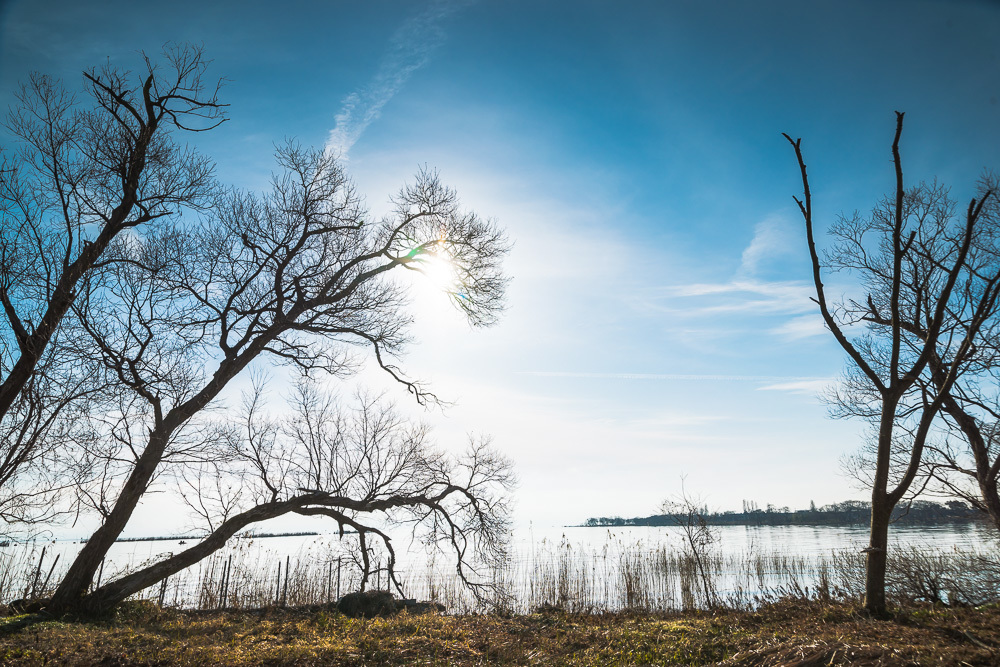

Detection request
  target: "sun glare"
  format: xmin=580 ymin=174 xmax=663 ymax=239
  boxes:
xmin=416 ymin=247 xmax=460 ymax=293
xmin=407 ymin=245 xmax=471 ymax=330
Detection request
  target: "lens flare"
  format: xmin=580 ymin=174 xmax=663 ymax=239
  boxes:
xmin=418 ymin=250 xmax=458 ymax=292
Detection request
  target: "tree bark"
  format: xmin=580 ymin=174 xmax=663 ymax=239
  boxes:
xmin=862 ymin=391 xmax=902 ymax=617
xmin=864 ymin=494 xmax=892 ymax=616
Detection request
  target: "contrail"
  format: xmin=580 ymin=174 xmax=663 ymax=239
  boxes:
xmin=326 ymin=0 xmax=473 ymax=157
xmin=518 ymin=372 xmax=830 ymax=382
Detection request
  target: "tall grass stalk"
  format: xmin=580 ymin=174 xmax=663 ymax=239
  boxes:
xmin=1 ymin=535 xmax=997 ymax=613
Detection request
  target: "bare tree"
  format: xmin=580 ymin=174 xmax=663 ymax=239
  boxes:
xmin=862 ymin=174 xmax=1000 ymax=531
xmin=784 ymin=112 xmax=995 ymax=615
xmin=660 ymin=479 xmax=717 ymax=609
xmin=48 ymin=144 xmax=510 ymax=614
xmin=78 ymin=382 xmax=513 ymax=613
xmin=837 ymin=175 xmax=1000 ymax=511
xmin=0 ymin=45 xmax=224 ymax=523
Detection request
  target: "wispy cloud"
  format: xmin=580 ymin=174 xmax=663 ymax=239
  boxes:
xmin=326 ymin=0 xmax=472 ymax=157
xmin=653 ymin=279 xmax=815 ymax=316
xmin=739 ymin=214 xmax=798 ymax=276
xmin=519 ymin=371 xmax=828 ymax=382
xmin=634 ymin=214 xmax=809 ymax=320
xmin=757 ymin=379 xmax=834 ymax=395
xmin=769 ymin=313 xmax=827 ymax=340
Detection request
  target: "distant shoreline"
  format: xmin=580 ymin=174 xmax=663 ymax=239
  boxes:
xmin=581 ymin=500 xmax=987 ymax=528
xmin=85 ymin=531 xmax=324 ymax=544
xmin=0 ymin=532 xmax=327 ymax=547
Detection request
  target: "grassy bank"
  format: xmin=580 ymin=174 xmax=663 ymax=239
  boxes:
xmin=1 ymin=599 xmax=998 ymax=665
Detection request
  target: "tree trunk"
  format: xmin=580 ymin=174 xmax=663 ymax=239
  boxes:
xmin=979 ymin=476 xmax=1000 ymax=533
xmin=864 ymin=494 xmax=892 ymax=616
xmin=49 ymin=348 xmax=259 ymax=613
xmin=48 ymin=431 xmax=171 ymax=612
xmin=939 ymin=396 xmax=1000 ymax=532
xmin=863 ymin=401 xmax=899 ymax=618
xmin=77 ymin=499 xmax=301 ymax=614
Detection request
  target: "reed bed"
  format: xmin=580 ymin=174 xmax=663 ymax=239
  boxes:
xmin=1 ymin=533 xmax=998 ymax=613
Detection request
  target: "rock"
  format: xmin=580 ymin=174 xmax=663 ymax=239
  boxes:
xmin=335 ymin=591 xmax=446 ymax=618
xmin=336 ymin=590 xmax=398 ymax=618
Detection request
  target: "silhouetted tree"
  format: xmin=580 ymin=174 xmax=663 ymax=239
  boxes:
xmin=784 ymin=112 xmax=995 ymax=615
xmin=48 ymin=143 xmax=510 ymax=614
xmin=0 ymin=45 xmax=224 ymax=525
xmin=78 ymin=381 xmax=513 ymax=613
xmin=860 ymin=174 xmax=1000 ymax=532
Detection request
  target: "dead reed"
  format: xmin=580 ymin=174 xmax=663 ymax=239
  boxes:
xmin=1 ymin=533 xmax=998 ymax=613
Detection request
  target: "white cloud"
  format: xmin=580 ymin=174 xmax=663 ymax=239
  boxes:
xmin=739 ymin=214 xmax=797 ymax=276
xmin=650 ymin=279 xmax=815 ymax=316
xmin=757 ymin=379 xmax=833 ymax=395
xmin=630 ymin=215 xmax=811 ymax=324
xmin=326 ymin=0 xmax=473 ymax=157
xmin=770 ymin=314 xmax=827 ymax=340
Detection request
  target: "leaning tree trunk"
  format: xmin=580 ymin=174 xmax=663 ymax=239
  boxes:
xmin=48 ymin=430 xmax=173 ymax=612
xmin=78 ymin=499 xmax=306 ymax=614
xmin=48 ymin=345 xmax=276 ymax=613
xmin=978 ymin=475 xmax=1000 ymax=533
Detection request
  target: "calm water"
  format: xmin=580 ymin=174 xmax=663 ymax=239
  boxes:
xmin=1 ymin=522 xmax=995 ymax=610
xmin=533 ymin=522 xmax=995 ymax=556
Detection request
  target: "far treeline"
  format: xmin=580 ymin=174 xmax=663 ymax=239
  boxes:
xmin=584 ymin=500 xmax=984 ymax=528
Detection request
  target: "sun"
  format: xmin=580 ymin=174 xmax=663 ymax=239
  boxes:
xmin=415 ymin=245 xmax=460 ymax=293
xmin=406 ymin=243 xmax=471 ymax=329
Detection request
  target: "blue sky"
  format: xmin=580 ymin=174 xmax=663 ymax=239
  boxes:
xmin=2 ymin=0 xmax=1000 ymax=532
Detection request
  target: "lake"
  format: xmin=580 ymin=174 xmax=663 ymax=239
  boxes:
xmin=2 ymin=522 xmax=996 ymax=612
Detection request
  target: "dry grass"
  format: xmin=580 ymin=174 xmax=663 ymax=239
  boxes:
xmin=1 ymin=598 xmax=999 ymax=665
xmin=4 ymin=535 xmax=998 ymax=614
